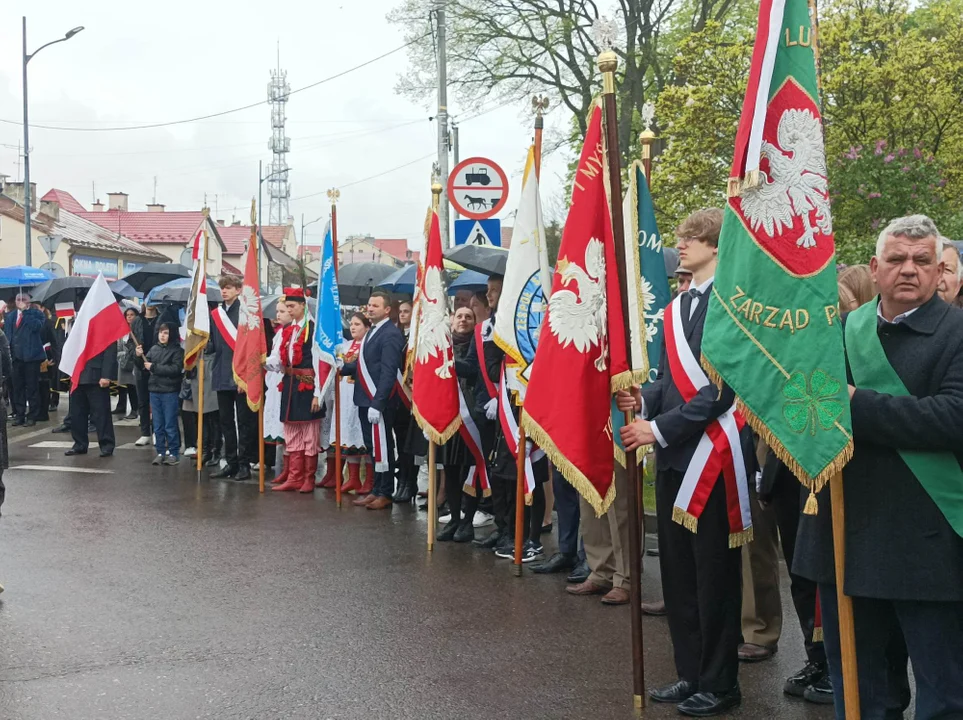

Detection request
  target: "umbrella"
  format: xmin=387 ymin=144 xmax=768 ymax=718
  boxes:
xmin=443 ymin=244 xmax=509 ymax=276
xmin=261 ymin=294 xmax=317 ymax=320
xmin=333 ymin=262 xmax=398 ymax=306
xmin=0 ymin=265 xmax=54 ymax=287
xmin=447 ymin=269 xmax=489 ymax=296
xmin=145 ymin=277 xmax=220 ymax=306
xmin=30 ymin=276 xmax=101 ymax=307
xmin=108 ymin=279 xmax=143 ymax=299
xmin=664 ymin=247 xmax=680 ymax=277
xmin=377 ymin=264 xmax=417 ymax=295
xmin=121 ymin=262 xmax=190 ymax=292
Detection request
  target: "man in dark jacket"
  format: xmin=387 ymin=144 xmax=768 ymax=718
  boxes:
xmin=795 ymin=215 xmax=963 ymax=719
xmin=5 ymin=292 xmax=46 ymax=427
xmin=341 ymin=290 xmax=404 ymax=509
xmin=209 ymin=275 xmax=256 ymax=480
xmin=65 ymin=343 xmax=118 ymax=458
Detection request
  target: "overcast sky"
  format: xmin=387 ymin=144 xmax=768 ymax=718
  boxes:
xmin=1 ymin=1 xmax=572 ymax=252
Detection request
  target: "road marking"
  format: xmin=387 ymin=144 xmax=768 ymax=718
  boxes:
xmin=10 ymin=465 xmax=114 ymax=475
xmin=28 ymin=441 xmax=75 ymax=449
xmin=8 ymin=427 xmax=65 ymax=445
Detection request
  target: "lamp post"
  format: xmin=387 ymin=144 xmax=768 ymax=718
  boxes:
xmin=22 ymin=18 xmax=84 ymax=266
xmin=300 ymin=213 xmax=325 ymax=252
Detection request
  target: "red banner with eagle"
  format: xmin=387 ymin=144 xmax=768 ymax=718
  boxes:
xmin=233 ymin=221 xmax=267 ymax=411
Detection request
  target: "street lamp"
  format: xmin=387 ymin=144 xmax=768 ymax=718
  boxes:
xmin=22 ymin=18 xmax=84 ymax=266
xmin=300 ymin=213 xmax=325 ymax=250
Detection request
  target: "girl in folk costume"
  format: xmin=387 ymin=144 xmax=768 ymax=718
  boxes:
xmin=266 ymin=304 xmax=291 ymax=485
xmin=323 ymin=312 xmax=373 ymax=495
xmin=270 ymin=288 xmax=325 ymax=493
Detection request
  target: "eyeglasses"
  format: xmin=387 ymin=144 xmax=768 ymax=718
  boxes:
xmin=676 ymin=236 xmax=704 ymax=246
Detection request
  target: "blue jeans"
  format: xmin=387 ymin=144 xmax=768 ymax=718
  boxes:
xmin=150 ymin=392 xmax=181 ymax=458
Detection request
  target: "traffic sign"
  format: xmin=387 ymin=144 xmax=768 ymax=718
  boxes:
xmin=454 ymin=218 xmax=501 ymax=247
xmin=447 ymin=156 xmax=509 ymax=220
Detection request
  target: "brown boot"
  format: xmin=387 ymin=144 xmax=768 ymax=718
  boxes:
xmin=341 ymin=461 xmax=363 ymax=494
xmin=317 ymin=454 xmax=337 ymax=488
xmin=272 ymin=452 xmax=304 ymax=492
xmin=271 ymin=453 xmax=290 ymax=485
xmin=299 ymin=454 xmax=318 ymax=493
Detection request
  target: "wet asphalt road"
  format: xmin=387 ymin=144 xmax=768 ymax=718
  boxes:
xmin=0 ymin=414 xmax=834 ymax=720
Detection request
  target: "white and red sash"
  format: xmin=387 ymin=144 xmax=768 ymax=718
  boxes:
xmin=358 ymin=331 xmax=389 ymax=472
xmin=663 ymin=296 xmax=753 ymax=547
xmin=458 ymin=385 xmax=491 ymax=496
xmin=393 ymin=369 xmax=412 ymax=409
xmin=497 ymin=361 xmax=543 ymax=501
xmin=212 ymin=306 xmax=237 ymax=352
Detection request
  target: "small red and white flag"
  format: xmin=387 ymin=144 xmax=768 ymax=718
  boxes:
xmin=55 ymin=302 xmax=76 ymax=320
xmin=60 ymin=273 xmax=128 ymax=391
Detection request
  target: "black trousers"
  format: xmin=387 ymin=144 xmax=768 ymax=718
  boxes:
xmin=37 ymin=376 xmax=51 ymax=421
xmin=769 ymin=462 xmax=824 ymax=664
xmin=394 ymin=406 xmax=416 ymax=491
xmin=217 ymin=390 xmax=258 ymax=469
xmin=11 ymin=359 xmax=41 ymax=421
xmin=491 ymin=456 xmax=547 ymax=543
xmin=359 ymin=407 xmax=396 ymax=498
xmin=444 ymin=464 xmax=470 ymax=521
xmin=136 ymin=370 xmax=151 ymax=436
xmin=69 ymin=385 xmax=115 ymax=453
xmin=656 ymin=468 xmax=742 ymax=693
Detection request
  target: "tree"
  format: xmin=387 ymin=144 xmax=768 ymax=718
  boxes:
xmin=388 ymin=0 xmax=751 ymax=168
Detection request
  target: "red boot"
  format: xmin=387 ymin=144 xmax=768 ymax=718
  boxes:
xmin=272 ymin=452 xmax=304 ymax=492
xmin=358 ymin=459 xmax=375 ymax=496
xmin=340 ymin=461 xmax=362 ymax=494
xmin=271 ymin=453 xmax=290 ymax=485
xmin=317 ymin=454 xmax=337 ymax=488
xmin=299 ymin=454 xmax=318 ymax=493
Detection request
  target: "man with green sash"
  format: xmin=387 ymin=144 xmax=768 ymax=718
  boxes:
xmin=795 ymin=214 xmax=963 ymax=719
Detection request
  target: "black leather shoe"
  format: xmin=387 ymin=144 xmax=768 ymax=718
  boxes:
xmin=64 ymin=448 xmax=87 ymax=456
xmin=453 ymin=521 xmax=474 ymax=543
xmin=11 ymin=418 xmax=24 ymax=427
xmin=784 ymin=661 xmax=826 ymax=697
xmin=24 ymin=419 xmax=36 ymax=427
xmin=392 ymin=479 xmax=415 ymax=504
xmin=51 ymin=423 xmax=70 ymax=434
xmin=566 ymin=560 xmax=591 ymax=584
xmin=437 ymin=520 xmax=459 ymax=542
xmin=531 ymin=552 xmax=578 ymax=574
xmin=203 ymin=455 xmax=220 ymax=467
xmin=210 ymin=466 xmax=238 ymax=479
xmin=99 ymin=450 xmax=113 ymax=458
xmin=472 ymin=528 xmax=503 ymax=549
xmin=677 ymin=686 xmax=742 ymax=717
xmin=648 ymin=680 xmax=697 ymax=704
xmin=234 ymin=465 xmax=252 ymax=481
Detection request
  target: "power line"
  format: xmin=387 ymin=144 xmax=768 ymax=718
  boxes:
xmin=0 ymin=36 xmax=427 ymax=133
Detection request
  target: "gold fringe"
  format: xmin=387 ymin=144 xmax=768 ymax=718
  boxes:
xmin=483 ymin=488 xmax=491 ymax=498
xmin=804 ymin=490 xmax=819 ymax=515
xmin=525 ymin=492 xmax=533 ymax=506
xmin=812 ymin=627 xmax=824 ymax=643
xmin=727 ymin=177 xmax=742 ymax=198
xmin=463 ymin=485 xmax=476 ymax=498
xmin=743 ymin=169 xmax=761 ymax=189
xmin=521 ymin=410 xmax=616 ymax=517
xmin=492 ymin=331 xmax=525 ymax=369
xmin=233 ymin=360 xmax=267 ymax=413
xmin=729 ymin=526 xmax=755 ymax=549
xmin=610 ymin=368 xmax=647 ymax=394
xmin=613 ymin=442 xmax=642 ymax=469
xmin=700 ymin=355 xmax=854 ymax=501
xmin=412 ymin=403 xmax=462 ymax=445
xmin=672 ymin=506 xmax=699 ymax=533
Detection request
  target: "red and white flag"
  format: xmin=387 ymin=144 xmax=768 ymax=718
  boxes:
xmin=184 ymin=227 xmax=210 ymax=370
xmin=520 ymin=102 xmax=631 ymax=516
xmin=411 ymin=209 xmax=461 ymax=444
xmin=60 ymin=273 xmax=128 ymax=392
xmin=233 ymin=225 xmax=267 ymax=410
xmin=55 ymin=302 xmax=75 ymax=320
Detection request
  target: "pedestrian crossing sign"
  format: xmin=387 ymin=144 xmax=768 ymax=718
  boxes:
xmin=454 ymin=218 xmax=501 ymax=247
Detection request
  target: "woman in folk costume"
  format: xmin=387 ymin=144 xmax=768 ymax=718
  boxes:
xmin=271 ymin=288 xmax=325 ymax=493
xmin=265 ymin=303 xmax=290 ymax=485
xmin=323 ymin=312 xmax=373 ymax=495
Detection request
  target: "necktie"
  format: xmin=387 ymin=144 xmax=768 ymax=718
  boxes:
xmin=687 ymin=288 xmax=703 ymax=300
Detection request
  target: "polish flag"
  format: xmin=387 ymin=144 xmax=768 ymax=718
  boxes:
xmin=60 ymin=273 xmax=129 ymax=391
xmin=55 ymin=302 xmax=76 ymax=320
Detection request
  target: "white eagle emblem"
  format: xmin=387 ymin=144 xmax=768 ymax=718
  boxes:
xmin=548 ymin=238 xmax=608 ymax=371
xmin=238 ymin=286 xmax=261 ymax=330
xmin=739 ymin=108 xmax=832 ymax=250
xmin=415 ymin=266 xmax=454 ymax=378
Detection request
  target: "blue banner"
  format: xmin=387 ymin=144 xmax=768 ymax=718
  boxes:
xmin=314 ymin=222 xmax=343 ymax=366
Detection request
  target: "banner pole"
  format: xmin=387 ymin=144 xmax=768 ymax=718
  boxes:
xmin=513 ymin=426 xmax=526 ymax=576
xmin=599 ymin=49 xmax=646 ymax=709
xmin=329 ymin=189 xmax=343 ymax=507
xmin=197 ymin=354 xmax=205 ymax=476
xmin=831 ymin=472 xmax=861 ymax=718
xmin=427 ymin=441 xmax=437 ymax=551
xmin=258 ymin=407 xmax=265 ymax=493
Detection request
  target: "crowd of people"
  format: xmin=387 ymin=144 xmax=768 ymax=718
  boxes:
xmin=0 ymin=208 xmax=961 ymax=718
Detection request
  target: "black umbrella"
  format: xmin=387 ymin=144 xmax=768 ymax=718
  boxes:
xmin=30 ymin=276 xmax=116 ymax=308
xmin=121 ymin=262 xmax=190 ymax=292
xmin=330 ymin=263 xmax=397 ymax=306
xmin=663 ymin=247 xmax=680 ymax=277
xmin=262 ymin=294 xmax=317 ymax=320
xmin=146 ymin=278 xmax=220 ymax=305
xmin=443 ymin=244 xmax=509 ymax=276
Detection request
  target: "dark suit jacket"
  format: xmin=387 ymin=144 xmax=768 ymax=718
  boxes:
xmin=4 ymin=308 xmax=47 ymax=362
xmin=794 ymin=296 xmax=963 ymax=601
xmin=641 ymin=289 xmax=755 ymax=476
xmin=341 ymin=319 xmax=404 ymax=412
xmin=77 ymin=344 xmax=119 ymax=386
xmin=210 ymin=300 xmax=240 ymax=393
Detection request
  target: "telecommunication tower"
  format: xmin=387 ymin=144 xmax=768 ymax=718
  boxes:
xmin=267 ymin=62 xmax=291 ymax=226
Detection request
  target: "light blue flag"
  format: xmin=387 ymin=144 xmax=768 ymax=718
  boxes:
xmin=313 ymin=221 xmax=343 ymax=397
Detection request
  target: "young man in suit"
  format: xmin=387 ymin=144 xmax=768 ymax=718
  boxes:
xmin=795 ymin=215 xmax=963 ymax=719
xmin=5 ymin=292 xmax=46 ymax=427
xmin=341 ymin=291 xmax=405 ymax=510
xmin=619 ymin=209 xmax=755 ymax=717
xmin=65 ymin=344 xmax=118 ymax=458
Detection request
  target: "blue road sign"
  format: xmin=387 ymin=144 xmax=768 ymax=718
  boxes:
xmin=454 ymin=218 xmax=501 ymax=247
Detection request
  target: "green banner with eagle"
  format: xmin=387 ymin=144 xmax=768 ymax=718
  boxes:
xmin=701 ymin=0 xmax=853 ymax=500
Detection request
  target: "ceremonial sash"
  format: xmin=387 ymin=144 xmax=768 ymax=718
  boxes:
xmin=458 ymin=385 xmax=491 ymax=497
xmin=358 ymin=332 xmax=389 ymax=472
xmin=663 ymin=297 xmax=753 ymax=547
xmin=392 ymin=369 xmax=412 ymax=409
xmin=498 ymin=361 xmax=542 ymax=501
xmin=212 ymin=306 xmax=237 ymax=352
xmin=475 ymin=320 xmax=497 ymax=401
xmin=845 ymin=301 xmax=963 ymax=537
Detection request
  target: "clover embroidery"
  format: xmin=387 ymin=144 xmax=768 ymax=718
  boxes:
xmin=782 ymin=369 xmax=844 ymax=436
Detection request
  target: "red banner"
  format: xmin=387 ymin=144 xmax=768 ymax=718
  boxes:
xmin=233 ymin=231 xmax=267 ymax=411
xmin=411 ymin=210 xmax=461 ymax=444
xmin=521 ymin=103 xmax=629 ymax=516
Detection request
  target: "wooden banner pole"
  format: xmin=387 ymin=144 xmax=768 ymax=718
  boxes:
xmin=427 ymin=441 xmax=437 ymax=551
xmin=831 ymin=472 xmax=861 ymax=718
xmin=196 ymin=354 xmax=205 ymax=476
xmin=329 ymin=189 xmax=343 ymax=507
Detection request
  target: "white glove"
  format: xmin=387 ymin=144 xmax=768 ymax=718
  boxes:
xmin=335 ymin=356 xmax=344 ymax=370
xmin=368 ymin=407 xmax=382 ymax=424
xmin=484 ymin=398 xmax=498 ymax=420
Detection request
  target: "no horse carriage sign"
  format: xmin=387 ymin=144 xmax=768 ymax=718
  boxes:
xmin=447 ymin=157 xmax=510 ymax=220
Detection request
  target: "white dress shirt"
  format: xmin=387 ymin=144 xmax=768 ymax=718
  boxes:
xmin=876 ymin=302 xmax=919 ymax=325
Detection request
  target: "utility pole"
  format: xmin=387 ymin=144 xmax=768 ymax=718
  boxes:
xmin=23 ymin=17 xmax=32 ymax=265
xmin=434 ymin=1 xmax=450 ymax=248
xmin=451 ymin=120 xmax=460 ymax=220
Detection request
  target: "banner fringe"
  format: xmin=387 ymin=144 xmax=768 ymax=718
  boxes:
xmin=729 ymin=526 xmax=755 ymax=549
xmin=701 ymin=354 xmax=854 ymax=501
xmin=610 ymin=368 xmax=647 ymax=394
xmin=812 ymin=627 xmax=824 ymax=643
xmin=672 ymin=506 xmax=699 ymax=533
xmin=233 ymin=358 xmax=266 ymax=412
xmin=521 ymin=411 xmax=615 ymax=517
xmin=412 ymin=403 xmax=462 ymax=446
